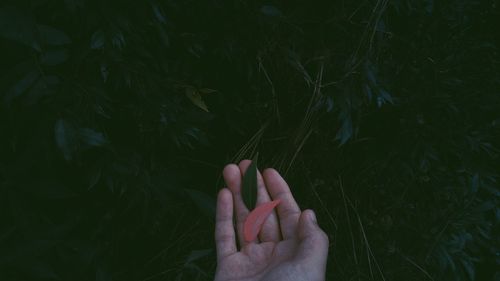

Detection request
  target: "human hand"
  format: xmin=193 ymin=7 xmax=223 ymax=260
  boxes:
xmin=214 ymin=160 xmax=329 ymax=281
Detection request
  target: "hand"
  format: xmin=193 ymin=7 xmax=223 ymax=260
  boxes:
xmin=214 ymin=160 xmax=329 ymax=281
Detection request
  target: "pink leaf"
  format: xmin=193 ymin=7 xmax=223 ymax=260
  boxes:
xmin=244 ymin=199 xmax=281 ymax=242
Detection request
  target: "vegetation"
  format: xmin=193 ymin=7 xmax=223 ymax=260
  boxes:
xmin=0 ymin=0 xmax=498 ymax=280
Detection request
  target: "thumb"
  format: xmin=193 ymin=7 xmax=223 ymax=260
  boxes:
xmin=296 ymin=210 xmax=329 ymax=264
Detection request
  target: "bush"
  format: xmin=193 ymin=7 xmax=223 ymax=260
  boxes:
xmin=0 ymin=0 xmax=498 ymax=280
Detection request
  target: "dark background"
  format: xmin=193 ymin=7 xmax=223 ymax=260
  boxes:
xmin=0 ymin=0 xmax=499 ymax=280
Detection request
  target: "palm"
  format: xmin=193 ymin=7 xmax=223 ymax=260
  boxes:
xmin=214 ymin=161 xmax=329 ymax=281
xmin=216 ymin=240 xmax=299 ymax=281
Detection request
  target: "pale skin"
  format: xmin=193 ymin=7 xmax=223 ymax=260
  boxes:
xmin=214 ymin=160 xmax=330 ymax=281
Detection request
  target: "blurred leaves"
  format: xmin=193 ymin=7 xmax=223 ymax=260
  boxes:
xmin=90 ymin=30 xmax=105 ymax=50
xmin=4 ymin=70 xmax=40 ymax=103
xmin=0 ymin=6 xmax=41 ymax=51
xmin=260 ymin=5 xmax=284 ymax=17
xmin=54 ymin=119 xmax=76 ymax=161
xmin=40 ymin=49 xmax=68 ymax=66
xmin=37 ymin=24 xmax=71 ymax=46
xmin=54 ymin=119 xmax=107 ymax=161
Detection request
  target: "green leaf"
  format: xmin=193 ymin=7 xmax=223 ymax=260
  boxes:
xmin=37 ymin=24 xmax=71 ymax=46
xmin=157 ymin=24 xmax=170 ymax=47
xmin=325 ymin=96 xmax=334 ymax=112
xmin=54 ymin=119 xmax=76 ymax=161
xmin=78 ymin=128 xmax=107 ymax=147
xmin=377 ymin=88 xmax=394 ymax=106
xmin=0 ymin=6 xmax=41 ymax=51
xmin=40 ymin=49 xmax=68 ymax=65
xmin=25 ymin=75 xmax=60 ymax=105
xmin=260 ymin=5 xmax=283 ymax=17
xmin=151 ymin=2 xmax=167 ymax=24
xmin=4 ymin=70 xmax=40 ymax=103
xmin=335 ymin=115 xmax=352 ymax=146
xmin=364 ymin=84 xmax=373 ymax=102
xmin=459 ymin=258 xmax=475 ymax=281
xmin=185 ymin=87 xmax=209 ymax=112
xmin=242 ymin=154 xmax=259 ymax=210
xmin=365 ymin=62 xmax=377 ymax=85
xmin=471 ymin=173 xmax=479 ymax=193
xmin=90 ymin=30 xmax=105 ymax=49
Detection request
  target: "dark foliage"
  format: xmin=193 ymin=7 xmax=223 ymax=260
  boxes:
xmin=0 ymin=0 xmax=499 ymax=280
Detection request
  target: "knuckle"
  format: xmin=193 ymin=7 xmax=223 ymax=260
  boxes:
xmin=281 ymin=207 xmax=301 ymax=218
xmin=215 ymin=233 xmax=233 ymax=243
xmin=274 ymin=190 xmax=288 ymax=198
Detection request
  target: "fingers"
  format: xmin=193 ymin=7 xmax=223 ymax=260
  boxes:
xmin=263 ymin=168 xmax=302 ymax=239
xmin=296 ymin=210 xmax=329 ymax=268
xmin=222 ymin=164 xmax=250 ymax=247
xmin=238 ymin=160 xmax=281 ymax=242
xmin=215 ymin=188 xmax=237 ymax=261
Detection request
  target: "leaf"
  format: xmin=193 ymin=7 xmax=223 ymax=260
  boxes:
xmin=335 ymin=115 xmax=353 ymax=146
xmin=40 ymin=49 xmax=68 ymax=66
xmin=241 ymin=154 xmax=258 ymax=210
xmin=157 ymin=24 xmax=170 ymax=47
xmin=460 ymin=257 xmax=475 ymax=280
xmin=471 ymin=173 xmax=479 ymax=193
xmin=90 ymin=30 xmax=105 ymax=49
xmin=78 ymin=128 xmax=107 ymax=147
xmin=100 ymin=63 xmax=109 ymax=82
xmin=364 ymin=84 xmax=373 ymax=102
xmin=260 ymin=5 xmax=284 ymax=17
xmin=244 ymin=199 xmax=281 ymax=242
xmin=111 ymin=31 xmax=125 ymax=49
xmin=4 ymin=70 xmax=40 ymax=103
xmin=25 ymin=75 xmax=60 ymax=105
xmin=54 ymin=119 xmax=76 ymax=161
xmin=0 ymin=6 xmax=41 ymax=51
xmin=325 ymin=96 xmax=334 ymax=112
xmin=365 ymin=62 xmax=377 ymax=85
xmin=37 ymin=24 xmax=71 ymax=46
xmin=185 ymin=87 xmax=209 ymax=112
xmin=151 ymin=2 xmax=167 ymax=24
xmin=377 ymin=88 xmax=394 ymax=105
xmin=424 ymin=0 xmax=434 ymax=14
